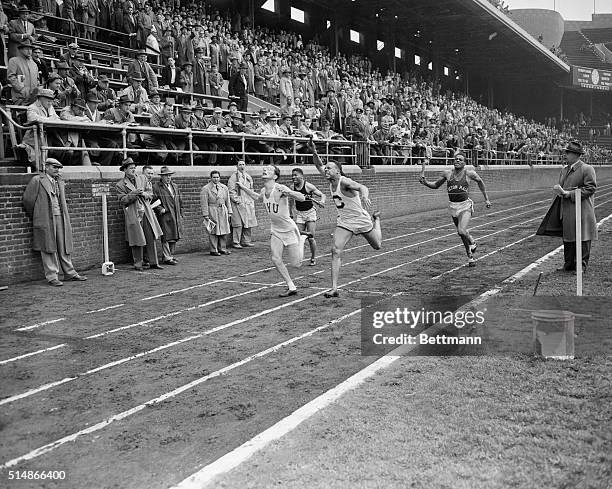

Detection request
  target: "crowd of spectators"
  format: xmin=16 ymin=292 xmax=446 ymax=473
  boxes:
xmin=3 ymin=1 xmax=611 ymax=167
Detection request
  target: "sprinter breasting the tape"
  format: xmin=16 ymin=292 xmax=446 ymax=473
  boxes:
xmin=237 ymin=165 xmax=309 ymax=297
xmin=308 ymin=138 xmax=382 ymax=299
xmin=291 ymin=167 xmax=326 ymax=266
xmin=419 ymin=151 xmax=491 ymax=266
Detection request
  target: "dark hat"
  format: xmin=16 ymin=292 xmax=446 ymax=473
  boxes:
xmin=249 ymin=112 xmax=261 ymax=118
xmin=68 ymin=42 xmax=79 ymax=49
xmin=71 ymin=98 xmax=87 ymax=110
xmin=136 ymin=49 xmax=148 ymax=57
xmin=179 ymin=104 xmax=193 ymax=112
xmin=149 ymin=88 xmax=160 ymax=97
xmin=45 ymin=158 xmax=63 ymax=168
xmin=159 ymin=166 xmax=175 ymax=175
xmin=47 ymin=72 xmax=62 ymax=83
xmin=564 ymin=140 xmax=584 ymax=155
xmin=18 ymin=5 xmax=30 ymax=13
xmin=182 ymin=61 xmax=193 ymax=67
xmin=240 ymin=62 xmax=248 ymax=69
xmin=120 ymin=157 xmax=136 ymax=171
xmin=131 ymin=75 xmax=145 ymax=82
xmin=228 ymin=101 xmax=237 ymax=108
xmin=98 ymin=74 xmax=109 ymax=82
xmin=18 ymin=39 xmax=34 ymax=49
xmin=194 ymin=47 xmax=205 ymax=54
xmin=231 ymin=113 xmax=243 ymax=121
xmin=56 ymin=61 xmax=70 ymax=70
xmin=118 ymin=94 xmax=133 ymax=104
xmin=86 ymin=92 xmax=100 ymax=103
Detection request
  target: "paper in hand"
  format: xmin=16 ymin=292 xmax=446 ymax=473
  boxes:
xmin=205 ymin=219 xmax=216 ymax=233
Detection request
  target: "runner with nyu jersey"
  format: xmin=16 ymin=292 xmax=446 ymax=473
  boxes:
xmin=291 ymin=167 xmax=326 ymax=266
xmin=308 ymin=138 xmax=382 ymax=298
xmin=419 ymin=151 xmax=491 ymax=266
xmin=237 ymin=165 xmax=308 ymax=297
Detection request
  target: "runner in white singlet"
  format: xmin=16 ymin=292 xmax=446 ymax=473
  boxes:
xmin=308 ymin=138 xmax=382 ymax=298
xmin=237 ymin=165 xmax=309 ymax=297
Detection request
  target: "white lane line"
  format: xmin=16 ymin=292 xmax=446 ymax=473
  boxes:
xmin=224 ymin=279 xmax=279 ymax=287
xmin=142 ymin=278 xmax=229 ymax=301
xmin=85 ymin=304 xmax=125 ymax=314
xmin=433 ymin=196 xmax=612 ymax=280
xmin=14 ymin=318 xmax=65 ymax=332
xmin=169 ymin=210 xmax=612 ymax=489
xmin=0 ymin=308 xmax=364 ymax=469
xmin=0 ymin=345 xmax=66 ymax=366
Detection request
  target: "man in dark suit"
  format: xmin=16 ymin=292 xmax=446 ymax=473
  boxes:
xmin=122 ymin=3 xmax=138 ymax=49
xmin=229 ymin=62 xmax=248 ymax=112
xmin=152 ymin=166 xmax=184 ymax=265
xmin=160 ymin=56 xmax=180 ymax=89
xmin=8 ymin=5 xmax=37 ymax=59
xmin=553 ymin=141 xmax=597 ymax=272
xmin=22 ymin=158 xmax=88 ymax=285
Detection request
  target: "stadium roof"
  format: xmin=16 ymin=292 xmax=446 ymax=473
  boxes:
xmin=311 ymin=0 xmax=570 ymax=82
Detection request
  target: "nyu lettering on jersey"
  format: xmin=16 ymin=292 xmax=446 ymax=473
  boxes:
xmin=262 ymin=183 xmax=299 ymax=233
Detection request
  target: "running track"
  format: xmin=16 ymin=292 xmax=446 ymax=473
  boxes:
xmin=2 ymin=182 xmax=612 ymax=488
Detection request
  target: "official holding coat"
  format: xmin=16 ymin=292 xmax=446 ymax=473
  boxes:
xmin=22 ymin=158 xmax=87 ymax=285
xmin=553 ymin=141 xmax=597 ymax=271
xmin=227 ymin=160 xmax=258 ymax=248
xmin=200 ymin=171 xmax=232 ymax=256
xmin=115 ymin=158 xmax=163 ymax=271
xmin=153 ymin=166 xmax=183 ymax=265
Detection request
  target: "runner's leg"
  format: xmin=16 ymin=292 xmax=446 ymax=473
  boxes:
xmin=270 ymin=235 xmax=296 ymax=291
xmin=456 ymin=211 xmax=474 ymax=256
xmin=326 ymin=227 xmax=353 ymax=297
xmin=305 ymin=219 xmax=317 ymax=262
xmin=362 ymin=212 xmax=382 ymax=250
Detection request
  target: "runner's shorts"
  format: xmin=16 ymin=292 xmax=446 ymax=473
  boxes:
xmin=336 ymin=214 xmax=374 ymax=235
xmin=448 ymin=198 xmax=474 ymax=218
xmin=295 ymin=208 xmax=317 ymax=224
xmin=271 ymin=228 xmax=300 ymax=246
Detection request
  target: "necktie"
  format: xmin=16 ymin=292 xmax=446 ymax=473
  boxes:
xmin=53 ymin=178 xmax=59 ymax=195
xmin=215 ymin=184 xmax=219 ymax=192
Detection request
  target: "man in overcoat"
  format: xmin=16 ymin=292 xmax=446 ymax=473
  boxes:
xmin=227 ymin=160 xmax=258 ymax=248
xmin=152 ymin=166 xmax=183 ymax=265
xmin=22 ymin=158 xmax=88 ymax=285
xmin=553 ymin=141 xmax=597 ymax=271
xmin=200 ymin=170 xmax=232 ymax=256
xmin=115 ymin=158 xmax=163 ymax=271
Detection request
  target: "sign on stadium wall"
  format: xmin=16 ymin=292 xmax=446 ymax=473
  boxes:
xmin=571 ymin=65 xmax=612 ymax=91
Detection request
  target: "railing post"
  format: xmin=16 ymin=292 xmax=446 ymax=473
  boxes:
xmin=34 ymin=124 xmax=41 ymax=172
xmin=292 ymin=137 xmax=297 ymax=164
xmin=575 ymin=188 xmax=582 ymax=296
xmin=188 ymin=129 xmax=194 ymax=166
xmin=121 ymin=127 xmax=127 ymax=159
xmin=241 ymin=135 xmax=246 ymax=161
xmin=325 ymin=140 xmax=329 ymax=163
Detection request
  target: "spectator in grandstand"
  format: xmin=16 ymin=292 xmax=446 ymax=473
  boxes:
xmin=372 ymin=115 xmax=399 ymax=164
xmin=21 ymin=88 xmax=60 ymax=164
xmin=136 ymin=4 xmax=153 ymax=49
xmin=228 ymin=62 xmax=249 ymax=112
xmin=122 ymin=75 xmax=149 ymax=114
xmin=82 ymin=91 xmax=117 ymax=166
xmin=104 ymin=94 xmax=138 ymax=150
xmin=59 ymin=98 xmax=90 ymax=162
xmin=61 ymin=0 xmax=77 ymax=36
xmin=7 ymin=38 xmax=38 ymax=105
xmin=91 ymin=74 xmax=116 ymax=112
xmin=8 ymin=5 xmax=37 ymax=59
xmin=553 ymin=141 xmax=597 ymax=272
xmin=227 ymin=160 xmax=258 ymax=248
xmin=0 ymin=4 xmax=9 ymax=65
xmin=179 ymin=60 xmax=194 ymax=95
xmin=193 ymin=49 xmax=211 ymax=95
xmin=176 ymin=24 xmax=195 ymax=67
xmin=209 ymin=64 xmax=223 ymax=105
xmin=144 ymin=97 xmax=176 ymax=164
xmin=160 ymin=56 xmax=180 ymax=90
xmin=279 ymin=68 xmax=293 ymax=109
xmin=200 ymin=170 xmax=232 ymax=256
xmin=160 ymin=29 xmax=176 ymax=66
xmin=173 ymin=105 xmax=200 ymax=164
xmin=69 ymin=53 xmax=96 ymax=99
xmin=152 ymin=166 xmax=183 ymax=265
xmin=116 ymin=158 xmax=163 ymax=271
xmin=31 ymin=45 xmax=48 ymax=85
xmin=127 ymin=49 xmax=159 ymax=94
xmin=122 ymin=3 xmax=138 ymax=49
xmin=23 ymin=158 xmax=88 ymax=285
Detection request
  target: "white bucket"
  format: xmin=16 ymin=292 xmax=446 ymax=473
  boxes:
xmin=532 ymin=310 xmax=575 ymax=359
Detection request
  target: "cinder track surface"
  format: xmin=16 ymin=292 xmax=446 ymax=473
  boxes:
xmin=2 ymin=182 xmax=612 ymax=489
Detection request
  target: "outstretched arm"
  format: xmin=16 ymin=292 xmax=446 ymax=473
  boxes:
xmin=305 ymin=182 xmax=326 ymax=207
xmin=468 ymin=170 xmax=492 ymax=208
xmin=236 ymin=182 xmax=262 ymax=201
xmin=307 ymin=137 xmax=325 ymax=176
xmin=419 ymin=173 xmax=447 ymax=189
xmin=278 ymin=184 xmax=306 ymax=202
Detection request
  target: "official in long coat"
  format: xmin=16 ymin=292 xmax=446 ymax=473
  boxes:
xmin=22 ymin=158 xmax=87 ymax=285
xmin=8 ymin=5 xmax=37 ymax=59
xmin=553 ymin=141 xmax=597 ymax=271
xmin=115 ymin=158 xmax=163 ymax=270
xmin=152 ymin=166 xmax=183 ymax=265
xmin=200 ymin=171 xmax=232 ymax=255
xmin=227 ymin=160 xmax=258 ymax=248
xmin=7 ymin=39 xmax=38 ymax=104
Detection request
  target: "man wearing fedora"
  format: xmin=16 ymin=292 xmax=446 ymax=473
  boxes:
xmin=22 ymin=88 xmax=61 ymax=164
xmin=122 ymin=74 xmax=149 ymax=114
xmin=55 ymin=61 xmax=80 ymax=109
xmin=553 ymin=140 xmax=597 ymax=272
xmin=7 ymin=38 xmax=38 ymax=104
xmin=127 ymin=49 xmax=159 ymax=93
xmin=84 ymin=91 xmax=118 ymax=166
xmin=91 ymin=74 xmax=116 ymax=112
xmin=229 ymin=62 xmax=249 ymax=112
xmin=8 ymin=5 xmax=37 ymax=59
xmin=153 ymin=166 xmax=184 ymax=265
xmin=23 ymin=158 xmax=88 ymax=285
xmin=228 ymin=160 xmax=257 ymax=248
xmin=115 ymin=158 xmax=163 ymax=271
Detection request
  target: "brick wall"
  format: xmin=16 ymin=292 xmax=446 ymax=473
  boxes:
xmin=2 ymin=164 xmax=612 ymax=285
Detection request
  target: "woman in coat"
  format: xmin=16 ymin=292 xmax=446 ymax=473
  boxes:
xmin=200 ymin=171 xmax=232 ymax=256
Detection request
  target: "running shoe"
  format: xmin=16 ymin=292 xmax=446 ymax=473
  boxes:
xmin=470 ymin=242 xmax=478 ymax=254
xmin=467 ymin=257 xmax=476 ymax=267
